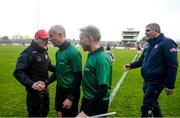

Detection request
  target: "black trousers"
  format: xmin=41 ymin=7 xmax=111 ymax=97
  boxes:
xmin=80 ymin=98 xmax=109 ymax=116
xmin=55 ymin=86 xmax=80 ymax=117
xmin=26 ymin=89 xmax=49 ymax=117
xmin=141 ymin=81 xmax=164 ymax=117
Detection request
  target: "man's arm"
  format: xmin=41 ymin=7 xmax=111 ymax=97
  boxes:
xmin=69 ymin=71 xmax=82 ymax=99
xmin=14 ymin=52 xmax=47 ymax=91
xmin=44 ymin=72 xmax=56 ymax=86
xmin=63 ymin=49 xmax=82 ymax=109
xmin=47 ymin=55 xmax=55 ymax=72
xmin=13 ymin=53 xmax=34 ymax=88
xmin=63 ymin=71 xmax=82 ymax=109
xmin=130 ymin=51 xmax=144 ymax=69
xmin=163 ymin=39 xmax=178 ymax=90
xmin=68 ymin=50 xmax=82 ymax=99
xmin=123 ymin=51 xmax=144 ymax=71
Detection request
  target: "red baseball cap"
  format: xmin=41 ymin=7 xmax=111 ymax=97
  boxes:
xmin=34 ymin=29 xmax=49 ymax=40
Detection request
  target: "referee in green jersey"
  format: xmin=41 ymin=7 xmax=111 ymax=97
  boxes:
xmin=77 ymin=25 xmax=112 ymax=117
xmin=48 ymin=25 xmax=82 ymax=117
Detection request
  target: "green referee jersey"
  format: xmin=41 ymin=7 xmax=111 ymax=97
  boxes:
xmin=82 ymin=47 xmax=112 ymax=100
xmin=55 ymin=41 xmax=82 ymax=88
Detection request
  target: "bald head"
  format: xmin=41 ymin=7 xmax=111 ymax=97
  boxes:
xmin=49 ymin=25 xmax=66 ymax=37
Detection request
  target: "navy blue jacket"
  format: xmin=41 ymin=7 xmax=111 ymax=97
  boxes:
xmin=130 ymin=33 xmax=178 ymax=89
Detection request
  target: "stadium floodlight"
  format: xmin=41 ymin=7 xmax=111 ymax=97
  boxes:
xmin=90 ymin=112 xmax=116 ymax=118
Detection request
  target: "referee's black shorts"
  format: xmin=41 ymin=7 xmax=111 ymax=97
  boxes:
xmin=55 ymin=86 xmax=80 ymax=117
xmin=80 ymin=97 xmax=109 ymax=116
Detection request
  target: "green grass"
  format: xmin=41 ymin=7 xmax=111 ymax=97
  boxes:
xmin=0 ymin=45 xmax=180 ymax=117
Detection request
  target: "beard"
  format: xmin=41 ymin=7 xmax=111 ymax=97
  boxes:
xmin=80 ymin=42 xmax=90 ymax=51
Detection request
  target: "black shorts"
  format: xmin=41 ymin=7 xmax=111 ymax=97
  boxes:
xmin=55 ymin=86 xmax=80 ymax=117
xmin=80 ymin=97 xmax=109 ymax=116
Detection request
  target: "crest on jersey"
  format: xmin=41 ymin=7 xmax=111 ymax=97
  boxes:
xmin=154 ymin=44 xmax=158 ymax=49
xmin=37 ymin=56 xmax=41 ymax=61
xmin=45 ymin=54 xmax=48 ymax=59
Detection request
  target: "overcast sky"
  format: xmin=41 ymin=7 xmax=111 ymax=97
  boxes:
xmin=0 ymin=0 xmax=180 ymax=41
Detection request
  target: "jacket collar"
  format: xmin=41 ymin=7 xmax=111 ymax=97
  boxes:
xmin=147 ymin=33 xmax=164 ymax=45
xmin=58 ymin=40 xmax=70 ymax=51
xmin=31 ymin=40 xmax=47 ymax=53
xmin=88 ymin=47 xmax=104 ymax=56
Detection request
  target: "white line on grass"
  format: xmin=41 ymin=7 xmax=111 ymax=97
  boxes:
xmin=109 ymin=52 xmax=140 ymax=105
xmin=90 ymin=112 xmax=116 ymax=118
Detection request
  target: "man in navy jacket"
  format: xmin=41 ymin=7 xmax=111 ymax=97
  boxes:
xmin=123 ymin=23 xmax=178 ymax=117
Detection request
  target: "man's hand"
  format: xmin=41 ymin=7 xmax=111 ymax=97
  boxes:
xmin=32 ymin=81 xmax=45 ymax=91
xmin=63 ymin=98 xmax=72 ymax=109
xmin=123 ymin=64 xmax=130 ymax=71
xmin=165 ymin=88 xmax=174 ymax=95
xmin=76 ymin=111 xmax=88 ymax=118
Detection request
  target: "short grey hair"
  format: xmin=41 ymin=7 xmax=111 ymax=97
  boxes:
xmin=146 ymin=23 xmax=161 ymax=33
xmin=49 ymin=25 xmax=66 ymax=37
xmin=80 ymin=25 xmax=101 ymax=41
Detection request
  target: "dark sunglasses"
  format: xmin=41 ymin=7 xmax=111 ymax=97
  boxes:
xmin=38 ymin=38 xmax=48 ymax=43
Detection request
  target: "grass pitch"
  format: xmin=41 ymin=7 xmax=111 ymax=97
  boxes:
xmin=0 ymin=45 xmax=179 ymax=117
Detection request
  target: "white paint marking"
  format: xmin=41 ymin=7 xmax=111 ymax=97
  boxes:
xmin=109 ymin=52 xmax=139 ymax=105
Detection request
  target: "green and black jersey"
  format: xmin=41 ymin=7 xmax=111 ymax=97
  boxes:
xmin=82 ymin=47 xmax=112 ymax=101
xmin=55 ymin=41 xmax=82 ymax=88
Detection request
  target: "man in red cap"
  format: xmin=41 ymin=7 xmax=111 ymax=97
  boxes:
xmin=34 ymin=29 xmax=49 ymax=48
xmin=13 ymin=29 xmax=55 ymax=117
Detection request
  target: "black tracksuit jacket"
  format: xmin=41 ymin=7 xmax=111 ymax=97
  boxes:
xmin=13 ymin=41 xmax=55 ymax=92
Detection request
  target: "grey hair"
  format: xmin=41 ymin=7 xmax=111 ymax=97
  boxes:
xmin=80 ymin=25 xmax=101 ymax=41
xmin=49 ymin=25 xmax=66 ymax=37
xmin=146 ymin=23 xmax=161 ymax=33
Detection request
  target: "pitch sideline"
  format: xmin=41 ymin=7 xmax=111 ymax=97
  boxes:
xmin=109 ymin=52 xmax=140 ymax=105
